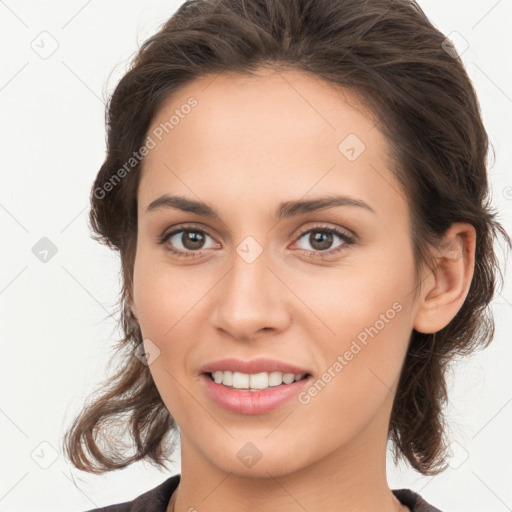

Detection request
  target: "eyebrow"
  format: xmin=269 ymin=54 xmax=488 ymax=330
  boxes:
xmin=146 ymin=194 xmax=376 ymax=219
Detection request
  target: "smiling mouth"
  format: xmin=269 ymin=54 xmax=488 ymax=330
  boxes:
xmin=204 ymin=370 xmax=312 ymax=392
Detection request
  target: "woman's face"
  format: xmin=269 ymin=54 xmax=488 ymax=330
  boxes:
xmin=131 ymin=68 xmax=424 ymax=477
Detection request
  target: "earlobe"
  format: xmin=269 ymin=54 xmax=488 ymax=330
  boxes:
xmin=413 ymin=222 xmax=476 ymax=334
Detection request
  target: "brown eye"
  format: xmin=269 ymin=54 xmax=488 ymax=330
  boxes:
xmin=293 ymin=226 xmax=355 ymax=257
xmin=305 ymin=231 xmax=334 ymax=251
xmin=159 ymin=227 xmax=219 ymax=258
xmin=178 ymin=230 xmax=207 ymax=250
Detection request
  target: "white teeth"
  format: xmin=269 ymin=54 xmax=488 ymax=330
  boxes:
xmin=249 ymin=372 xmax=268 ymax=389
xmin=268 ymin=371 xmax=284 ymax=387
xmin=213 ymin=370 xmax=236 ymax=386
xmin=222 ymin=370 xmax=233 ymax=386
xmin=282 ymin=373 xmax=295 ymax=384
xmin=210 ymin=370 xmax=307 ymax=390
xmin=232 ymin=371 xmax=249 ymax=389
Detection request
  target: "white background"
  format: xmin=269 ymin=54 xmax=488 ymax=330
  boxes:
xmin=1 ymin=1 xmax=511 ymax=511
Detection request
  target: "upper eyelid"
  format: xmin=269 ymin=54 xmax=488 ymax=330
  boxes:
xmin=295 ymin=223 xmax=353 ymax=237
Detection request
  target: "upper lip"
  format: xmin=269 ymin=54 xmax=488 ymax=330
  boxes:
xmin=200 ymin=357 xmax=312 ymax=376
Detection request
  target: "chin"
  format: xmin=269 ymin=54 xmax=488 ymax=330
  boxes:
xmin=203 ymin=438 xmax=313 ymax=479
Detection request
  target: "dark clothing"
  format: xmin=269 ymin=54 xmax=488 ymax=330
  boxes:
xmin=84 ymin=473 xmax=442 ymax=511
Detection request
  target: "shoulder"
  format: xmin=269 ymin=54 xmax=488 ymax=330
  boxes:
xmin=393 ymin=488 xmax=443 ymax=512
xmin=82 ymin=474 xmax=180 ymax=512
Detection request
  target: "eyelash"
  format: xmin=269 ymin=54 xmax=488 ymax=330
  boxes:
xmin=158 ymin=223 xmax=356 ymax=260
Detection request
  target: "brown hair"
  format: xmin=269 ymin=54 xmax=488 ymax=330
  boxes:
xmin=62 ymin=0 xmax=510 ymax=476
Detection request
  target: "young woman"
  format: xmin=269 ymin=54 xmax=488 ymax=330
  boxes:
xmin=62 ymin=0 xmax=510 ymax=511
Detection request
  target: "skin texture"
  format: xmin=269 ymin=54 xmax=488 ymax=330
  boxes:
xmin=130 ymin=68 xmax=476 ymax=512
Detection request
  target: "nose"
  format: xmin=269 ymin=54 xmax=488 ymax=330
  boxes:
xmin=210 ymin=243 xmax=290 ymax=342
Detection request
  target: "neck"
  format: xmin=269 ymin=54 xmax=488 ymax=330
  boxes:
xmin=171 ymin=394 xmax=407 ymax=512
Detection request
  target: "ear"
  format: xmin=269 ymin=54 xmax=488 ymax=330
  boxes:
xmin=413 ymin=222 xmax=476 ymax=334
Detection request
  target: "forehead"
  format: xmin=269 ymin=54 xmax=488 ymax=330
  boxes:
xmin=138 ymin=68 xmax=406 ymax=221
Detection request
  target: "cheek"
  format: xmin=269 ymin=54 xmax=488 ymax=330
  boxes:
xmin=293 ymin=233 xmax=414 ymax=340
xmin=291 ymin=293 xmax=412 ymax=449
xmin=132 ymin=245 xmax=209 ymax=339
xmin=132 ymin=255 xmax=204 ymax=422
xmin=301 ymin=250 xmax=414 ymax=433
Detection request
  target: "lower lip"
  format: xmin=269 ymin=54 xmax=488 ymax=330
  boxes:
xmin=201 ymin=373 xmax=312 ymax=415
